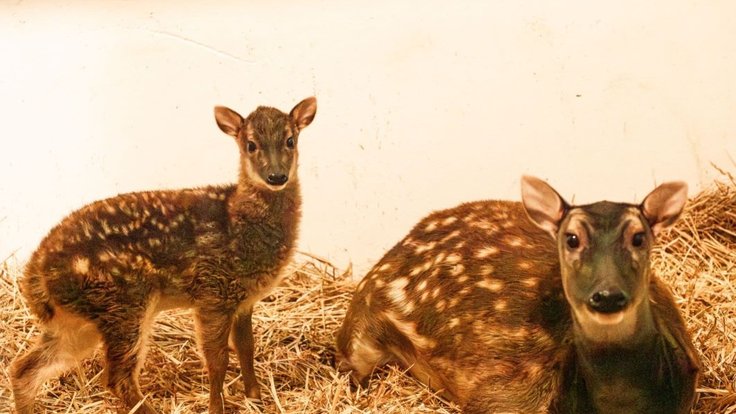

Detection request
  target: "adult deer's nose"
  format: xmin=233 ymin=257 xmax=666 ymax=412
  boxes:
xmin=588 ymin=288 xmax=628 ymax=314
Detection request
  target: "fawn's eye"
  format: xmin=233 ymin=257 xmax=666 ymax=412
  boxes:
xmin=632 ymin=232 xmax=646 ymax=247
xmin=565 ymin=233 xmax=580 ymax=249
xmin=247 ymin=141 xmax=257 ymax=153
xmin=286 ymin=137 xmax=295 ymax=149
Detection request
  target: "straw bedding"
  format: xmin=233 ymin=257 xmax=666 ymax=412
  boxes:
xmin=1 ymin=177 xmax=734 ymax=413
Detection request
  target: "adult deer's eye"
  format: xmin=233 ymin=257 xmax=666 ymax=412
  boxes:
xmin=632 ymin=232 xmax=646 ymax=247
xmin=247 ymin=141 xmax=257 ymax=153
xmin=286 ymin=137 xmax=295 ymax=149
xmin=565 ymin=233 xmax=580 ymax=249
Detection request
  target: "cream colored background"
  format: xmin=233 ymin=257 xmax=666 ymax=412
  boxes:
xmin=1 ymin=1 xmax=735 ymax=276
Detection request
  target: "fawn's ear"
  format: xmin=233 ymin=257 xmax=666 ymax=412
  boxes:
xmin=521 ymin=175 xmax=569 ymax=239
xmin=214 ymin=106 xmax=244 ymax=138
xmin=290 ymin=97 xmax=317 ymax=129
xmin=640 ymin=181 xmax=687 ymax=237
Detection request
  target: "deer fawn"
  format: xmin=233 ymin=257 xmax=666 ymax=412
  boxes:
xmin=336 ymin=176 xmax=699 ymax=413
xmin=11 ymin=97 xmax=317 ymax=413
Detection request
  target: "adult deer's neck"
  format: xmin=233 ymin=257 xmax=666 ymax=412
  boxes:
xmin=572 ymin=300 xmax=663 ymax=411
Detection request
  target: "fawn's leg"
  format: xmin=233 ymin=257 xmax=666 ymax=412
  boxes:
xmin=11 ymin=321 xmax=100 ymax=414
xmin=99 ymin=307 xmax=156 ymax=414
xmin=230 ymin=307 xmax=261 ymax=400
xmin=195 ymin=308 xmax=233 ymax=414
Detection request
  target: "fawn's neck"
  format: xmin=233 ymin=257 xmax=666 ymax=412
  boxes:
xmin=228 ymin=178 xmax=301 ymax=225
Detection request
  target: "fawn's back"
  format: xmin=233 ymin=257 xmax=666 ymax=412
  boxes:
xmin=24 ymin=184 xmax=288 ymax=319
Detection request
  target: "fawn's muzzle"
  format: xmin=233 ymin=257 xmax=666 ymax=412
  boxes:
xmin=267 ymin=173 xmax=288 ymax=186
xmin=588 ymin=289 xmax=628 ymax=314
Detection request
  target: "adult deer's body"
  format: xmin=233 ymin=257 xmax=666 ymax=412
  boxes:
xmin=11 ymin=97 xmax=317 ymax=413
xmin=336 ymin=176 xmax=699 ymax=413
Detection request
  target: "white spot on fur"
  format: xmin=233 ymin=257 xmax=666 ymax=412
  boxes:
xmin=415 ymin=241 xmax=437 ymax=255
xmin=72 ymin=256 xmax=90 ymax=275
xmin=80 ymin=220 xmax=93 ymax=238
xmin=477 ymin=279 xmax=503 ymax=292
xmin=445 ymin=253 xmax=462 ymax=264
xmin=522 ymin=277 xmax=539 ymax=288
xmin=378 ymin=263 xmax=392 ymax=272
xmin=494 ymin=300 xmax=507 ymax=311
xmin=439 ymin=230 xmax=461 ymax=244
xmin=387 ymin=278 xmax=413 ymax=312
xmin=100 ymin=220 xmax=112 ymax=235
xmin=451 ymin=264 xmax=465 ymax=276
xmin=479 ymin=264 xmax=494 ymax=276
xmin=518 ymin=261 xmax=532 ymax=270
xmin=357 ymin=279 xmax=367 ymax=291
xmin=433 ymin=252 xmax=447 ymax=264
xmin=472 ymin=219 xmax=497 ymax=231
xmin=505 ymin=236 xmax=524 ymax=247
xmin=442 ymin=216 xmax=458 ymax=226
xmin=431 ymin=287 xmax=441 ymax=299
xmin=385 ymin=311 xmax=436 ymax=349
xmin=424 ymin=221 xmax=439 ymax=232
xmin=416 ymin=280 xmax=428 ymax=292
xmin=449 ymin=318 xmax=460 ymax=328
xmin=475 ymin=246 xmax=499 ymax=259
xmin=410 ymin=262 xmax=432 ymax=276
xmin=457 ymin=275 xmax=469 ymax=283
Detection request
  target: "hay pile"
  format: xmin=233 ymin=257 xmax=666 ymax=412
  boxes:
xmin=1 ymin=177 xmax=734 ymax=413
xmin=653 ymin=173 xmax=736 ymax=414
xmin=0 ymin=254 xmax=456 ymax=413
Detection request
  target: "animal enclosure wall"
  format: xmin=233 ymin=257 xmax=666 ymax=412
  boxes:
xmin=1 ymin=1 xmax=735 ymax=282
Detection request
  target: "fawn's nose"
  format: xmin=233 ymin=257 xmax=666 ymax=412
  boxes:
xmin=267 ymin=173 xmax=288 ymax=186
xmin=588 ymin=289 xmax=629 ymax=314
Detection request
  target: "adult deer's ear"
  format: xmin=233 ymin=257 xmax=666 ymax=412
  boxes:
xmin=290 ymin=97 xmax=317 ymax=130
xmin=214 ymin=106 xmax=244 ymax=138
xmin=521 ymin=175 xmax=569 ymax=239
xmin=640 ymin=181 xmax=687 ymax=237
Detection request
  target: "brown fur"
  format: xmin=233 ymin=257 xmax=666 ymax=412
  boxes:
xmin=11 ymin=97 xmax=317 ymax=413
xmin=336 ymin=179 xmax=699 ymax=413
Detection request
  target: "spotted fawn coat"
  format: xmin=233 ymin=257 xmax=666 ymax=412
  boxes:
xmin=336 ymin=176 xmax=699 ymax=413
xmin=11 ymin=97 xmax=317 ymax=414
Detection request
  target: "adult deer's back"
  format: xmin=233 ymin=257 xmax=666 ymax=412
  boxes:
xmin=336 ymin=176 xmax=699 ymax=413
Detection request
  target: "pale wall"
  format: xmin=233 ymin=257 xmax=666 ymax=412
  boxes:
xmin=1 ymin=1 xmax=735 ymax=276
